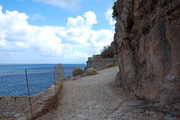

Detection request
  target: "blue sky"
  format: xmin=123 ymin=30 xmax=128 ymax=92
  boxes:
xmin=0 ymin=0 xmax=116 ymax=64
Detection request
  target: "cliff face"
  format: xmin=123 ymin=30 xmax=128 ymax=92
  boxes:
xmin=85 ymin=55 xmax=117 ymax=69
xmin=114 ymin=0 xmax=180 ymax=111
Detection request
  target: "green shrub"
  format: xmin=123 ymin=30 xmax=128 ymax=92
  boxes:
xmin=72 ymin=68 xmax=83 ymax=77
xmin=112 ymin=1 xmax=118 ymax=20
xmin=142 ymin=25 xmax=150 ymax=35
xmin=101 ymin=45 xmax=114 ymax=58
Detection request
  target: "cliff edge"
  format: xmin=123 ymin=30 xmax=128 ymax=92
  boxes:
xmin=85 ymin=42 xmax=117 ymax=70
xmin=114 ymin=0 xmax=180 ymax=115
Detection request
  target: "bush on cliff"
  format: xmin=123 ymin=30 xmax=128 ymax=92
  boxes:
xmin=72 ymin=67 xmax=83 ymax=77
xmin=112 ymin=1 xmax=118 ymax=20
xmin=101 ymin=45 xmax=114 ymax=58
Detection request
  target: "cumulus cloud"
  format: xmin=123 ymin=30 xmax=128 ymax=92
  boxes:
xmin=33 ymin=0 xmax=83 ymax=10
xmin=105 ymin=9 xmax=116 ymax=26
xmin=67 ymin=16 xmax=85 ymax=28
xmin=0 ymin=6 xmax=114 ymax=63
xmin=83 ymin=11 xmax=97 ymax=28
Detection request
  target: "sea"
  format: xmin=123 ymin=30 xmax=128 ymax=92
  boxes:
xmin=0 ymin=64 xmax=86 ymax=96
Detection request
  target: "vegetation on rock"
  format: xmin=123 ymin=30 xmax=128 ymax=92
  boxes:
xmin=72 ymin=68 xmax=83 ymax=77
xmin=142 ymin=24 xmax=150 ymax=35
xmin=101 ymin=45 xmax=114 ymax=58
xmin=112 ymin=1 xmax=118 ymax=20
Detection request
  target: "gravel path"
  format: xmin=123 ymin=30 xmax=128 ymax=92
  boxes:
xmin=38 ymin=66 xmax=163 ymax=120
xmin=38 ymin=66 xmax=125 ymax=120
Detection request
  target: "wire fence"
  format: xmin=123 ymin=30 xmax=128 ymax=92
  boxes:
xmin=0 ymin=64 xmax=64 ymax=120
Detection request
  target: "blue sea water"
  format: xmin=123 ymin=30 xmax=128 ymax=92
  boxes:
xmin=0 ymin=64 xmax=86 ymax=96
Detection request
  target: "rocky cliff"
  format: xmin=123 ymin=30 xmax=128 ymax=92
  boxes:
xmin=85 ymin=55 xmax=117 ymax=70
xmin=114 ymin=0 xmax=180 ymax=115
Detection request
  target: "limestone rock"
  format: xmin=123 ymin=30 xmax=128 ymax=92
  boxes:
xmin=85 ymin=67 xmax=98 ymax=75
xmin=114 ymin=0 xmax=180 ymax=116
xmin=85 ymin=55 xmax=117 ymax=70
xmin=72 ymin=68 xmax=83 ymax=77
xmin=115 ymin=71 xmax=123 ymax=87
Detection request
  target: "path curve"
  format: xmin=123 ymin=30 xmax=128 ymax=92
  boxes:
xmin=38 ymin=66 xmax=162 ymax=120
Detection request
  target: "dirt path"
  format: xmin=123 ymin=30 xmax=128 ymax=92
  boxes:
xmin=38 ymin=66 xmax=163 ymax=120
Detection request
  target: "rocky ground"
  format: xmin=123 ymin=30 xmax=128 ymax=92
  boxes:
xmin=37 ymin=66 xmax=167 ymax=120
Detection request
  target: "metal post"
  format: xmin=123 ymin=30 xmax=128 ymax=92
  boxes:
xmin=54 ymin=66 xmax=59 ymax=107
xmin=25 ymin=69 xmax=33 ymax=119
xmin=53 ymin=70 xmax=57 ymax=95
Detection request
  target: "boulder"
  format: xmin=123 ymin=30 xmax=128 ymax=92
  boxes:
xmin=115 ymin=71 xmax=122 ymax=87
xmin=85 ymin=67 xmax=98 ymax=75
xmin=72 ymin=68 xmax=83 ymax=77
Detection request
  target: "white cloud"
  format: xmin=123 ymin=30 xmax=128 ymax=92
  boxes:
xmin=33 ymin=0 xmax=83 ymax=10
xmin=67 ymin=16 xmax=85 ymax=28
xmin=30 ymin=13 xmax=45 ymax=21
xmin=105 ymin=9 xmax=116 ymax=26
xmin=0 ymin=6 xmax=114 ymax=63
xmin=67 ymin=11 xmax=97 ymax=29
xmin=83 ymin=11 xmax=97 ymax=28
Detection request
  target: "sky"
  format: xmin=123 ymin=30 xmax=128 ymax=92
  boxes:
xmin=0 ymin=0 xmax=116 ymax=64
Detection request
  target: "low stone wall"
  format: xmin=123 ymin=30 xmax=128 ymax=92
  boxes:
xmin=0 ymin=97 xmax=29 ymax=114
xmin=85 ymin=55 xmax=117 ymax=69
xmin=0 ymin=84 xmax=62 ymax=120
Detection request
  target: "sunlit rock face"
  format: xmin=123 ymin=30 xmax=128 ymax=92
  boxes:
xmin=114 ymin=0 xmax=180 ymax=112
xmin=85 ymin=55 xmax=117 ymax=70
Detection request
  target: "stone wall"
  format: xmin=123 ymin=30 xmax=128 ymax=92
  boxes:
xmin=114 ymin=0 xmax=180 ymax=114
xmin=85 ymin=55 xmax=117 ymax=69
xmin=0 ymin=85 xmax=60 ymax=120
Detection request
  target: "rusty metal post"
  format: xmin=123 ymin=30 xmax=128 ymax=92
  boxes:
xmin=25 ymin=69 xmax=33 ymax=119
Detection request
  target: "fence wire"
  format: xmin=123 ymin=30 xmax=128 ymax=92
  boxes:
xmin=0 ymin=64 xmax=64 ymax=120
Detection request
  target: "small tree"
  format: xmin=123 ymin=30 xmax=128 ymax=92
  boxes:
xmin=72 ymin=67 xmax=83 ymax=77
xmin=112 ymin=1 xmax=118 ymax=20
xmin=101 ymin=45 xmax=114 ymax=58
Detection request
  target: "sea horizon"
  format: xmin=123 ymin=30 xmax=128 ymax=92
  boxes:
xmin=0 ymin=64 xmax=86 ymax=96
xmin=0 ymin=63 xmax=86 ymax=65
